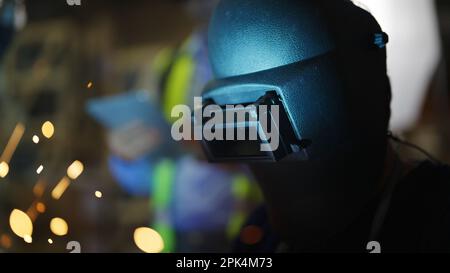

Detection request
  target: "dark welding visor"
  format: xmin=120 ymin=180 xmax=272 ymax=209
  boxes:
xmin=198 ymin=91 xmax=309 ymax=162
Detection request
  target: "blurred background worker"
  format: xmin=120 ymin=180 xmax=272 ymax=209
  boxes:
xmin=98 ymin=0 xmax=261 ymax=253
xmin=95 ymin=91 xmax=260 ymax=253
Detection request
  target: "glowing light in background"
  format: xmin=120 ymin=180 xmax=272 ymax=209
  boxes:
xmin=240 ymin=225 xmax=263 ymax=245
xmin=50 ymin=217 xmax=68 ymax=236
xmin=133 ymin=227 xmax=164 ymax=253
xmin=51 ymin=177 xmax=70 ymax=200
xmin=33 ymin=180 xmax=47 ymax=197
xmin=9 ymin=209 xmax=33 ymax=239
xmin=67 ymin=160 xmax=84 ymax=180
xmin=41 ymin=121 xmax=55 ymax=139
xmin=0 ymin=161 xmax=9 ymax=178
xmin=0 ymin=234 xmax=12 ymax=249
xmin=36 ymin=165 xmax=44 ymax=174
xmin=24 ymin=235 xmax=32 ymax=244
xmin=36 ymin=202 xmax=46 ymax=214
xmin=48 ymin=238 xmax=53 ymax=244
xmin=95 ymin=191 xmax=102 ymax=198
xmin=32 ymin=135 xmax=40 ymax=144
xmin=51 ymin=161 xmax=84 ymax=200
xmin=87 ymin=81 xmax=93 ymax=89
xmin=352 ymin=0 xmax=441 ymax=131
xmin=1 ymin=123 xmax=25 ymax=164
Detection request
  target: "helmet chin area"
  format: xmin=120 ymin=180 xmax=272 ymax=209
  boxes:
xmin=249 ymin=152 xmax=385 ymax=251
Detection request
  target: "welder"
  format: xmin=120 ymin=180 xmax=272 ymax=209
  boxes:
xmin=201 ymin=0 xmax=450 ymax=252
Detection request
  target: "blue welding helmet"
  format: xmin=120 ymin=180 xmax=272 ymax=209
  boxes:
xmin=201 ymin=0 xmax=390 ymax=163
xmin=202 ymin=0 xmax=392 ymax=250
